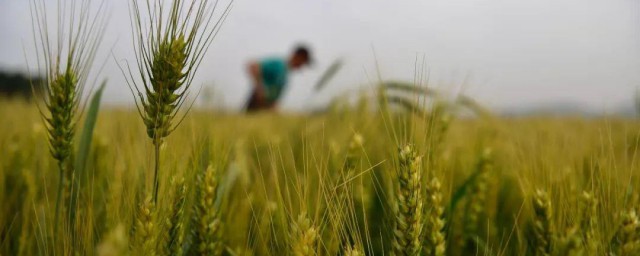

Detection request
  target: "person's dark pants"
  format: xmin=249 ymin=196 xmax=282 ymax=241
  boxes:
xmin=245 ymin=90 xmax=274 ymax=112
xmin=245 ymin=91 xmax=260 ymax=112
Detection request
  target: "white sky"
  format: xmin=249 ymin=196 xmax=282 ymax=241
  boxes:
xmin=1 ymin=0 xmax=639 ymax=112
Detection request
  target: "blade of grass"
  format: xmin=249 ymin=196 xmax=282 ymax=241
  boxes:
xmin=314 ymin=58 xmax=343 ymax=92
xmin=75 ymin=80 xmax=106 ymax=176
xmin=382 ymin=81 xmax=437 ymax=96
xmin=68 ymin=80 xmax=106 ymax=224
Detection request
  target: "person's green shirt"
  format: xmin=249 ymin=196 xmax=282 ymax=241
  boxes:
xmin=260 ymin=57 xmax=288 ymax=103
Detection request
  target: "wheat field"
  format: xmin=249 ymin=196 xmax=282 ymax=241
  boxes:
xmin=1 ymin=97 xmax=639 ymax=255
xmin=2 ymin=0 xmax=639 ymax=255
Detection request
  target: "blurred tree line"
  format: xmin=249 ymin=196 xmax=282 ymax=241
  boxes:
xmin=0 ymin=70 xmax=44 ymax=100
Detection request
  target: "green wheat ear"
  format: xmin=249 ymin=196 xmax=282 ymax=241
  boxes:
xmin=391 ymin=145 xmax=424 ymax=256
xmin=580 ymin=191 xmax=599 ymax=253
xmin=424 ymin=178 xmax=446 ymax=256
xmin=29 ymin=0 xmax=107 ymax=235
xmin=532 ymin=189 xmax=554 ymax=256
xmin=291 ymin=213 xmax=318 ymax=256
xmin=123 ymin=0 xmax=232 ymax=202
xmin=343 ymin=245 xmax=364 ymax=256
xmin=612 ymin=210 xmax=640 ymax=256
xmin=194 ymin=164 xmax=224 ymax=256
xmin=47 ymin=71 xmax=78 ymax=165
xmin=97 ymin=224 xmax=129 ymax=256
xmin=142 ymin=35 xmax=188 ymax=143
xmin=132 ymin=198 xmax=157 ymax=255
xmin=162 ymin=176 xmax=187 ymax=256
xmin=46 ymin=71 xmax=79 ymax=215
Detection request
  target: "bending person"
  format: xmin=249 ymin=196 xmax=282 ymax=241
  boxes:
xmin=245 ymin=45 xmax=312 ymax=112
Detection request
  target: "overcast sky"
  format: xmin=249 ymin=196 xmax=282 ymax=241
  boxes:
xmin=1 ymin=0 xmax=639 ymax=112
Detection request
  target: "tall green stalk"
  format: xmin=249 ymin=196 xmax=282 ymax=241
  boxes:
xmin=154 ymin=139 xmax=161 ymax=202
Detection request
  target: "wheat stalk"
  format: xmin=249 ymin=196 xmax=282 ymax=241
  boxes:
xmin=132 ymin=198 xmax=157 ymax=255
xmin=161 ymin=176 xmax=187 ymax=256
xmin=97 ymin=224 xmax=129 ymax=256
xmin=532 ymin=189 xmax=553 ymax=256
xmin=557 ymin=226 xmax=582 ymax=256
xmin=123 ymin=0 xmax=231 ymax=203
xmin=29 ymin=0 xmax=107 ymax=235
xmin=580 ymin=191 xmax=598 ymax=253
xmin=612 ymin=210 xmax=640 ymax=256
xmin=290 ymin=213 xmax=318 ymax=256
xmin=343 ymin=244 xmax=364 ymax=256
xmin=391 ymin=145 xmax=424 ymax=256
xmin=424 ymin=178 xmax=446 ymax=256
xmin=193 ymin=164 xmax=224 ymax=255
xmin=332 ymin=133 xmax=365 ymax=252
xmin=464 ymin=148 xmax=492 ymax=252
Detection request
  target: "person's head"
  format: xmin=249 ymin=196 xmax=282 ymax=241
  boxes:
xmin=288 ymin=45 xmax=312 ymax=70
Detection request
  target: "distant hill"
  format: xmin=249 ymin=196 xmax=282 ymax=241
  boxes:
xmin=611 ymin=103 xmax=638 ymax=118
xmin=498 ymin=101 xmax=638 ymax=118
xmin=0 ymin=71 xmax=44 ymax=100
xmin=307 ymin=98 xmax=640 ymax=118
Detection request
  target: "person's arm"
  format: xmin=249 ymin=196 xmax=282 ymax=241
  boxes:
xmin=247 ymin=61 xmax=268 ymax=106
